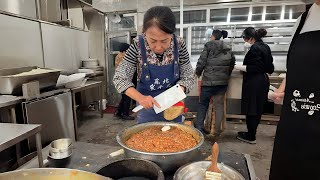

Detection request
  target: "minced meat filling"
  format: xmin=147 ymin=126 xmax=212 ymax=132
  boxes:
xmin=125 ymin=126 xmax=197 ymax=153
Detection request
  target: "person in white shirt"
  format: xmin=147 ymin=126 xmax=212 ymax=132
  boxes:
xmin=269 ymin=1 xmax=320 ymax=179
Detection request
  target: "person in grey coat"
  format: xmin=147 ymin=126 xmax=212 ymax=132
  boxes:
xmin=194 ymin=30 xmax=236 ymax=136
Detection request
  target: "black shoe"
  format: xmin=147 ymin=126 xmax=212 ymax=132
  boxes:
xmin=113 ymin=111 xmax=122 ymax=119
xmin=237 ymin=131 xmax=246 ymax=137
xmin=237 ymin=132 xmax=256 ymax=144
xmin=121 ymin=115 xmax=135 ymax=120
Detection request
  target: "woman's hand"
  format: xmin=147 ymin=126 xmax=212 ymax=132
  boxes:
xmin=268 ymin=78 xmax=286 ymax=105
xmin=180 ymin=85 xmax=185 ymax=92
xmin=137 ymin=95 xmax=161 ymax=109
xmin=268 ymin=90 xmax=285 ymax=105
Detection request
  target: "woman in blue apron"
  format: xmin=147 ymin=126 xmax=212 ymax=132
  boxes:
xmin=269 ymin=2 xmax=320 ymax=179
xmin=113 ymin=6 xmax=195 ymax=124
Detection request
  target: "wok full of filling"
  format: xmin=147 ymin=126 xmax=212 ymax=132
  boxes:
xmin=125 ymin=126 xmax=198 ymax=153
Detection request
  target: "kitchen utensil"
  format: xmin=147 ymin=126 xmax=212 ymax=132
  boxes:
xmin=116 ymin=122 xmax=204 ymax=172
xmin=0 ymin=168 xmax=111 ymax=180
xmin=50 ymin=138 xmax=73 ymax=150
xmin=205 ymin=142 xmax=223 ymax=180
xmin=173 ymin=161 xmax=245 ymax=180
xmin=49 ymin=138 xmax=73 ymax=161
xmin=0 ymin=66 xmax=60 ymax=95
xmin=132 ymin=84 xmax=186 ymax=114
xmin=48 ymin=149 xmax=72 ymax=167
xmin=163 ymin=101 xmax=188 ymax=120
xmin=96 ymin=158 xmax=165 ymax=180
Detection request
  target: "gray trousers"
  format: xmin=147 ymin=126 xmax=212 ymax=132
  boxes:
xmin=195 ymin=85 xmax=227 ymax=135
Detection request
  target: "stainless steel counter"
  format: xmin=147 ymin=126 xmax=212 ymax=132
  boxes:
xmin=0 ymin=95 xmax=23 ymax=109
xmin=0 ymin=123 xmax=43 ymax=167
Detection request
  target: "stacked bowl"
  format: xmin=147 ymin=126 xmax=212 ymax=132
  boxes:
xmin=48 ymin=138 xmax=73 ymax=167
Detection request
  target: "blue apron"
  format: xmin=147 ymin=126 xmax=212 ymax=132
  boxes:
xmin=136 ymin=35 xmax=182 ymax=123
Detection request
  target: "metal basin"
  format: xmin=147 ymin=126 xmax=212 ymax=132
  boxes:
xmin=116 ymin=122 xmax=204 ymax=172
xmin=0 ymin=66 xmax=60 ymax=95
xmin=173 ymin=161 xmax=245 ymax=180
xmin=0 ymin=168 xmax=112 ymax=180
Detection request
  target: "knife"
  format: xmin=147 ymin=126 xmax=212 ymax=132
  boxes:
xmin=132 ymin=84 xmax=187 ymax=114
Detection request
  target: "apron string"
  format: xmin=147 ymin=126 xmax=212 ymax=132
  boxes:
xmin=290 ymin=5 xmax=312 ymax=47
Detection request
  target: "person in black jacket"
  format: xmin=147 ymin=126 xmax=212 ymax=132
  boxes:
xmin=194 ymin=30 xmax=235 ymax=136
xmin=235 ymin=27 xmax=274 ymax=144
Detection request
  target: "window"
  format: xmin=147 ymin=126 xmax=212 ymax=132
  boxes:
xmin=108 ymin=14 xmax=136 ymax=31
xmin=191 ymin=26 xmax=212 ymax=54
xmin=183 ymin=10 xmax=206 ymax=24
xmin=210 ymin=8 xmax=228 ymax=22
xmin=266 ymin=6 xmax=282 ymax=20
xmin=230 ymin=7 xmax=249 ymax=22
xmin=252 ymin=6 xmax=263 ymax=21
xmin=175 ymin=28 xmax=187 ymax=43
xmin=174 ymin=11 xmax=180 ymax=24
xmin=285 ymin=5 xmax=305 ymax=20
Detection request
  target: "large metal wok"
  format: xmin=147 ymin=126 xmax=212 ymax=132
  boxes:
xmin=0 ymin=168 xmax=112 ymax=180
xmin=116 ymin=122 xmax=204 ymax=172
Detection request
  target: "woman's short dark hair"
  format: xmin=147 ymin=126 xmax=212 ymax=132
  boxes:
xmin=119 ymin=43 xmax=130 ymax=52
xmin=242 ymin=27 xmax=267 ymax=41
xmin=221 ymin=30 xmax=228 ymax=39
xmin=143 ymin=6 xmax=176 ymax=34
xmin=212 ymin=30 xmax=222 ymax=40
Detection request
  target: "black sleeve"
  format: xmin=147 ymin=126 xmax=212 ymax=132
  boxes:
xmin=195 ymin=43 xmax=210 ymax=76
xmin=229 ymin=52 xmax=236 ymax=75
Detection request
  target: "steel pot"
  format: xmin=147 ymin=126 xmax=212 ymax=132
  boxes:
xmin=0 ymin=168 xmax=112 ymax=180
xmin=116 ymin=122 xmax=204 ymax=172
xmin=96 ymin=158 xmax=164 ymax=180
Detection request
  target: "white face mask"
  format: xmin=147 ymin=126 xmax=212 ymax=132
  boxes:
xmin=244 ymin=42 xmax=252 ymax=48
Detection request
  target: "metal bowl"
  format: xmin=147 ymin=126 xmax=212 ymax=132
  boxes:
xmin=50 ymin=138 xmax=73 ymax=151
xmin=116 ymin=122 xmax=204 ymax=172
xmin=96 ymin=158 xmax=165 ymax=180
xmin=48 ymin=148 xmax=73 ymax=168
xmin=173 ymin=161 xmax=245 ymax=180
xmin=49 ymin=147 xmax=73 ymax=159
xmin=0 ymin=168 xmax=112 ymax=180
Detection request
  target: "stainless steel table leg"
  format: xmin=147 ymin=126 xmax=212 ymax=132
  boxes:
xmin=99 ymin=85 xmax=103 ymax=118
xmin=10 ymin=108 xmax=17 ymax=123
xmin=35 ymin=133 xmax=43 ymax=167
xmin=11 ymin=107 xmax=21 ymax=166
xmin=72 ymin=92 xmax=78 ymax=141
